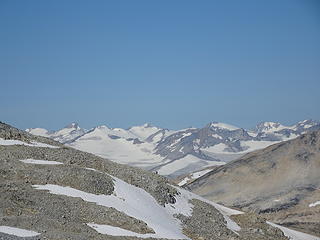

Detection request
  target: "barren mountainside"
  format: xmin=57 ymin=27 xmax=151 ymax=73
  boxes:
xmin=2 ymin=121 xmax=314 ymax=240
xmin=187 ymin=130 xmax=320 ymax=237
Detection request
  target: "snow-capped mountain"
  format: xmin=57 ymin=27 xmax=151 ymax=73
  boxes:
xmin=67 ymin=125 xmax=166 ymax=170
xmin=26 ymin=122 xmax=86 ymax=143
xmin=254 ymin=120 xmax=320 ymax=140
xmin=26 ymin=120 xmax=320 ymax=178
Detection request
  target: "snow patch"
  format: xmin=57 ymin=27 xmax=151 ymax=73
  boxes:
xmin=210 ymin=122 xmax=239 ymax=131
xmin=87 ymin=223 xmax=151 ymax=238
xmin=309 ymin=201 xmax=320 ymax=207
xmin=267 ymin=222 xmax=320 ymax=240
xmin=201 ymin=143 xmax=229 ymax=154
xmin=128 ymin=124 xmax=162 ymax=141
xmin=240 ymin=140 xmax=278 ymax=153
xmin=0 ymin=138 xmax=59 ymax=148
xmin=33 ymin=175 xmax=189 ymax=239
xmin=19 ymin=159 xmax=63 ymax=165
xmin=25 ymin=128 xmax=49 ymax=137
xmin=174 ymin=187 xmax=242 ymax=233
xmin=0 ymin=226 xmax=40 ymax=237
xmin=178 ymin=169 xmax=213 ymax=186
xmin=212 ymin=134 xmax=223 ymax=139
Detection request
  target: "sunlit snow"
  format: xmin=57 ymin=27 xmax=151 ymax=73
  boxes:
xmin=157 ymin=154 xmax=224 ymax=176
xmin=267 ymin=222 xmax=320 ymax=240
xmin=210 ymin=122 xmax=240 ymax=131
xmin=0 ymin=138 xmax=59 ymax=148
xmin=20 ymin=159 xmax=63 ymax=165
xmin=67 ymin=127 xmax=166 ymax=170
xmin=33 ymin=175 xmax=189 ymax=239
xmin=0 ymin=226 xmax=40 ymax=237
xmin=178 ymin=169 xmax=213 ymax=186
xmin=309 ymin=201 xmax=320 ymax=207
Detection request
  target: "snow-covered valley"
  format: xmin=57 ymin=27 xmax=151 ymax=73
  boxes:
xmin=25 ymin=119 xmax=319 ymax=178
xmin=26 ymin=120 xmax=320 ymax=178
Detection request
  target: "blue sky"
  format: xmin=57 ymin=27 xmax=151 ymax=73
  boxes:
xmin=1 ymin=0 xmax=320 ymax=130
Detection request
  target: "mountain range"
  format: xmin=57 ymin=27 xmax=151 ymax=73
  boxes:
xmin=3 ymin=121 xmax=317 ymax=240
xmin=26 ymin=120 xmax=320 ymax=178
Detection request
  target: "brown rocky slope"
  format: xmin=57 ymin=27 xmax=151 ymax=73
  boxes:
xmin=186 ymin=130 xmax=320 ymax=236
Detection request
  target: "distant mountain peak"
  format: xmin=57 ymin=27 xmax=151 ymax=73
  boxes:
xmin=254 ymin=121 xmax=284 ymax=133
xmin=143 ymin=123 xmax=152 ymax=128
xmin=128 ymin=123 xmax=155 ymax=129
xmin=95 ymin=125 xmax=110 ymax=130
xmin=65 ymin=122 xmax=80 ymax=129
xmin=296 ymin=119 xmax=319 ymax=126
xmin=207 ymin=122 xmax=239 ymax=131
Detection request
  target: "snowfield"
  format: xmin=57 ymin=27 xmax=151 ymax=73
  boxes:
xmin=67 ymin=126 xmax=167 ymax=170
xmin=128 ymin=124 xmax=164 ymax=141
xmin=309 ymin=201 xmax=320 ymax=207
xmin=157 ymin=154 xmax=224 ymax=176
xmin=86 ymin=223 xmax=154 ymax=238
xmin=178 ymin=168 xmax=213 ymax=186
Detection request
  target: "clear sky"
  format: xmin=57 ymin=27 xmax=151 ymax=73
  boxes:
xmin=1 ymin=0 xmax=320 ymax=130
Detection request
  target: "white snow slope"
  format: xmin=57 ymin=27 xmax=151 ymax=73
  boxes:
xmin=26 ymin=120 xmax=319 ymax=177
xmin=0 ymin=226 xmax=40 ymax=237
xmin=67 ymin=126 xmax=167 ymax=170
xmin=32 ymin=170 xmax=319 ymax=240
xmin=34 ymin=174 xmax=194 ymax=239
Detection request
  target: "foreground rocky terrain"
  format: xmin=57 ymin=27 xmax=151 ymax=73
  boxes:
xmin=187 ymin=130 xmax=320 ymax=237
xmin=2 ymin=121 xmax=318 ymax=239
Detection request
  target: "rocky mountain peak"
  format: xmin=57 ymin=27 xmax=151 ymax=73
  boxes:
xmin=295 ymin=119 xmax=319 ymax=129
xmin=143 ymin=123 xmax=153 ymax=128
xmin=255 ymin=121 xmax=283 ymax=133
xmin=65 ymin=122 xmax=80 ymax=129
xmin=207 ymin=122 xmax=240 ymax=131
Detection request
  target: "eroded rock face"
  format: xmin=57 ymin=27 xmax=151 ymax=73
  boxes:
xmin=187 ymin=130 xmax=320 ymax=237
